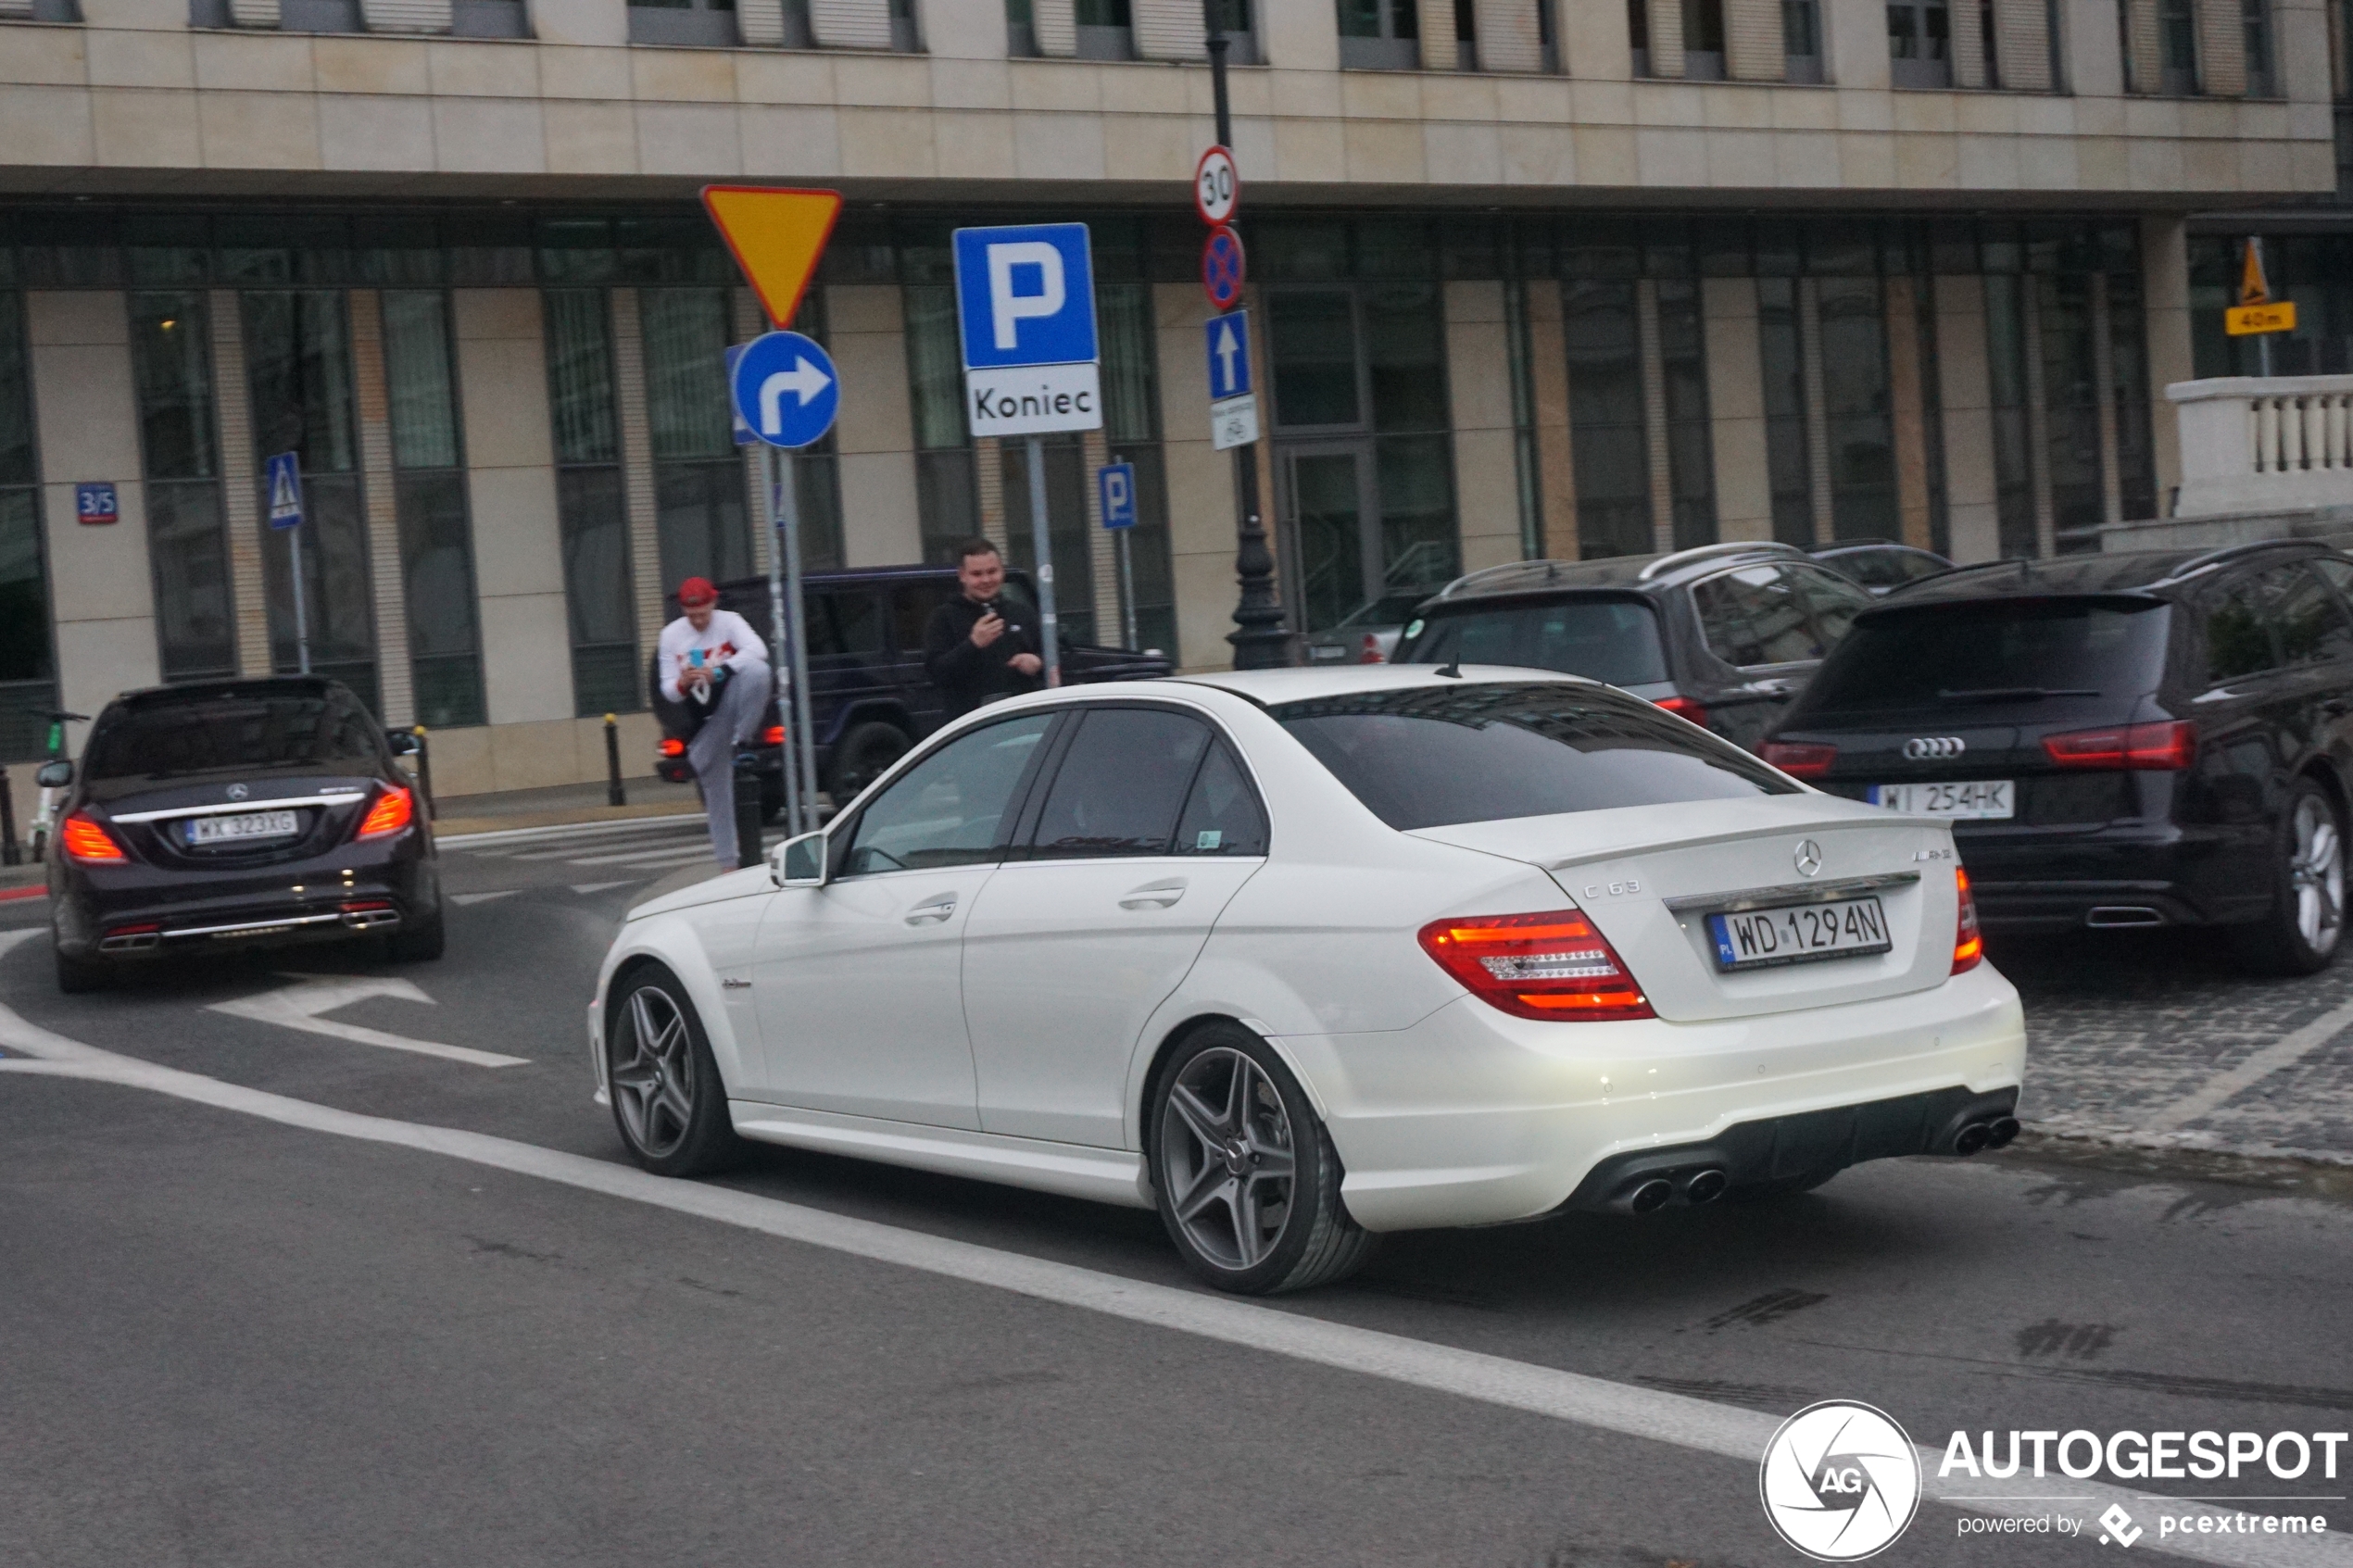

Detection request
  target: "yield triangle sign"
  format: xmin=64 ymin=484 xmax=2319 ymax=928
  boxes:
xmin=701 ymin=185 xmax=843 ymax=329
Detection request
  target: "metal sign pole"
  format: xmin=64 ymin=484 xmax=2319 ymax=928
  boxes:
xmin=1026 ymin=433 xmax=1060 ymax=685
xmin=776 ymin=448 xmax=820 ymax=822
xmin=287 ymin=525 xmax=312 ymax=674
xmin=762 ymin=443 xmax=802 ymax=841
xmin=1117 ymin=524 xmax=1138 ymax=651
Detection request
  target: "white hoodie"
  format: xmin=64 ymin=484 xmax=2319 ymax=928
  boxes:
xmin=656 ymin=609 xmax=768 ymax=704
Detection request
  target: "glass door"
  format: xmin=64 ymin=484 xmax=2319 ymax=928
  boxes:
xmin=1279 ymin=443 xmax=1379 ymax=635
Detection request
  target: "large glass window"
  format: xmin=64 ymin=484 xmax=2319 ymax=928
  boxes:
xmin=1816 ymin=277 xmax=1897 ymax=541
xmin=244 ymin=289 xmax=378 ymax=713
xmin=642 ymin=287 xmax=748 ymax=592
xmin=1657 ymin=278 xmax=1717 ymax=550
xmin=1887 ymin=0 xmax=1953 ymax=84
xmin=130 ymin=293 xmax=235 ymax=687
xmin=2040 ymin=273 xmax=2106 ymax=550
xmin=545 ymin=289 xmax=638 ymax=716
xmin=1757 ymin=278 xmax=1815 ymax=546
xmin=0 ymin=293 xmax=50 ymax=762
xmin=383 ymin=291 xmax=485 ymax=728
xmin=1562 ymin=279 xmax=1650 ymax=560
xmin=905 ymin=282 xmax=976 ymax=562
xmin=1984 ymin=272 xmax=2038 ymax=558
xmin=2158 ymin=0 xmax=2198 ymax=88
xmin=1336 ymin=0 xmax=1418 ymax=68
xmin=1101 ymin=281 xmax=1175 ymax=655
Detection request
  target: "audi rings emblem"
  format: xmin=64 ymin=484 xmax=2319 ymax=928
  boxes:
xmin=1793 ymin=838 xmax=1824 ymax=878
xmin=1903 ymin=736 xmax=1966 ymax=760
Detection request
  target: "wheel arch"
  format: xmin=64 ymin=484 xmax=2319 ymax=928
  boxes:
xmin=596 ymin=922 xmax=750 ymax=1098
xmin=1128 ymin=1010 xmax=1327 ymax=1160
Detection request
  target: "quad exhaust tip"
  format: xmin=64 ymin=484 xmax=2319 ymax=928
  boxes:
xmin=1987 ymin=1115 xmax=2021 ymax=1148
xmin=1684 ymin=1169 xmax=1729 ymax=1205
xmin=1623 ymin=1178 xmax=1675 ymax=1214
xmin=1953 ymin=1121 xmax=1992 ymax=1156
xmin=2086 ymin=906 xmax=2166 ymax=928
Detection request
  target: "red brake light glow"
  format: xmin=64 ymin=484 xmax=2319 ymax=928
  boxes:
xmin=1653 ymin=695 xmax=1709 ymax=729
xmin=357 ymin=785 xmax=414 ymax=840
xmin=1417 ymin=909 xmax=1654 ymax=1022
xmin=761 ymin=725 xmax=786 ymax=746
xmin=2042 ymin=720 xmax=2196 ymax=771
xmin=659 ymin=737 xmax=686 ymax=758
xmin=1761 ymin=741 xmax=1838 ymax=780
xmin=1952 ymin=866 xmax=1983 ymax=974
xmin=60 ymin=812 xmax=127 ymax=863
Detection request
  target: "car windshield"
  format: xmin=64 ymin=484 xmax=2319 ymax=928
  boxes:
xmin=1273 ymin=682 xmax=1797 ymax=832
xmin=1790 ymin=601 xmax=2172 ymax=718
xmin=82 ymin=691 xmax=384 ymax=782
xmin=1392 ymin=598 xmax=1669 ymax=687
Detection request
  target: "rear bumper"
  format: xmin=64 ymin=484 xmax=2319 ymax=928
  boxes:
xmin=51 ymin=834 xmax=437 ymax=961
xmin=1277 ymin=962 xmax=2026 ymax=1233
xmin=1955 ymin=822 xmax=2262 ymax=931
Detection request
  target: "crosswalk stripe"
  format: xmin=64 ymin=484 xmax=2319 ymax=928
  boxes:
xmin=563 ymin=843 xmax=725 ymax=869
xmin=479 ymin=826 xmax=708 ymax=863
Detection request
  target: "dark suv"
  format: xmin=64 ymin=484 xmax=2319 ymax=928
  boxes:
xmin=651 ymin=565 xmax=1172 ymax=810
xmin=1387 ymin=543 xmax=1879 ymax=750
xmin=1763 ymin=542 xmax=2353 ymax=972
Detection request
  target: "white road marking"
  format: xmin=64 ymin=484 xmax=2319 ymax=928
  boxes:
xmin=2145 ymin=993 xmax=2353 ymax=1131
xmin=570 ymin=881 xmax=637 ymax=895
xmin=0 ymin=930 xmax=2334 ymax=1568
xmin=205 ymin=972 xmax=526 ymax=1069
xmin=550 ymin=843 xmax=721 ymax=870
xmin=449 ymin=891 xmax=521 ymax=907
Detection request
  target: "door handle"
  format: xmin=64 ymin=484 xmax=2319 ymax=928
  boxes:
xmin=904 ymin=894 xmax=958 ymax=924
xmin=1119 ymin=879 xmax=1188 ymax=909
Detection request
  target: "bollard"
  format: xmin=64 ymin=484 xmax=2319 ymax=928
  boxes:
xmin=411 ymin=725 xmax=436 ymax=820
xmin=0 ymin=765 xmax=18 ymax=867
xmin=732 ymin=752 xmax=764 ymax=870
xmin=603 ymin=712 xmax=627 ymax=807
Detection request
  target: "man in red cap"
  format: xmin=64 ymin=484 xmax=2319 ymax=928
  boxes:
xmin=658 ymin=576 xmax=772 ymax=866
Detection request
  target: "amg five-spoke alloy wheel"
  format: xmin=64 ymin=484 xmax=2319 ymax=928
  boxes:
xmin=606 ymin=965 xmax=741 ymax=1177
xmin=2234 ymin=778 xmax=2346 ymax=976
xmin=1150 ymin=1024 xmax=1376 ymax=1295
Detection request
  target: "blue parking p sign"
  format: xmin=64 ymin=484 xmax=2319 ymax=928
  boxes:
xmin=953 ymin=223 xmax=1098 ymax=370
xmin=1098 ymin=462 xmax=1137 ymax=532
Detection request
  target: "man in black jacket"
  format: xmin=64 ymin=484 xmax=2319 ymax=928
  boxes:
xmin=924 ymin=538 xmax=1046 ymax=719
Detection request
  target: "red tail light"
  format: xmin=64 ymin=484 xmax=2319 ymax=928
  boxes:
xmin=659 ymin=737 xmax=686 ymax=758
xmin=761 ymin=725 xmax=786 ymax=746
xmin=1357 ymin=633 xmax=1386 ymax=664
xmin=1417 ymin=909 xmax=1654 ymax=1022
xmin=357 ymin=785 xmax=414 ymax=840
xmin=1653 ymin=695 xmax=1709 ymax=729
xmin=2042 ymin=720 xmax=2196 ymax=771
xmin=60 ymin=812 xmax=127 ymax=863
xmin=1952 ymin=866 xmax=1983 ymax=974
xmin=1761 ymin=742 xmax=1838 ymax=780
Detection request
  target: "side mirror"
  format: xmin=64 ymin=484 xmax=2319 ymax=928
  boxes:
xmin=771 ymin=830 xmax=828 ymax=888
xmin=385 ymin=729 xmax=420 ymax=757
xmin=35 ymin=759 xmax=71 ymax=789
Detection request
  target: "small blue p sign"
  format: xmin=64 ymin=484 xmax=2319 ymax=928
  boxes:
xmin=1098 ymin=461 xmax=1137 ymax=532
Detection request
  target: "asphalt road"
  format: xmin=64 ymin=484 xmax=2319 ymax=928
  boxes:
xmin=5 ymin=824 xmax=2351 ymax=1568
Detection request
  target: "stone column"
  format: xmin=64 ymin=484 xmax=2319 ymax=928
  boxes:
xmin=610 ymin=289 xmax=666 ymax=665
xmin=1645 ymin=0 xmax=1688 ymax=72
xmin=1475 ymin=0 xmax=1551 ymax=69
xmin=1564 ymin=0 xmax=1638 ymax=76
xmin=1418 ymin=0 xmax=1460 ymax=67
xmin=1994 ymin=0 xmax=2055 ymax=88
xmin=827 ymin=285 xmax=923 ymax=568
xmin=209 ymin=288 xmax=271 ymax=677
xmin=526 ymin=0 xmax=625 ymax=44
xmin=347 ymin=290 xmax=413 ymax=727
xmin=1933 ymin=275 xmax=2002 ymax=563
xmin=1525 ymin=282 xmax=1579 ymax=559
xmin=733 ymin=286 xmax=770 ymax=577
xmin=1725 ymin=0 xmax=1787 ymax=78
xmin=2194 ymin=0 xmax=2246 ymax=92
xmin=1798 ymin=278 xmax=1835 ymax=545
xmin=2141 ymin=214 xmax=2193 ymax=510
xmin=976 ymin=437 xmax=1009 ymax=550
xmin=1637 ymin=280 xmax=1675 ymax=552
xmin=2023 ymin=279 xmax=2057 ymax=558
xmin=1082 ymin=426 xmax=1120 ymax=640
xmin=2065 ymin=0 xmax=2127 ymax=94
xmin=26 ymin=292 xmax=163 ymax=719
xmin=1445 ymin=282 xmax=1522 ymax=573
xmin=1154 ymin=282 xmax=1237 ymax=671
xmin=456 ymin=289 xmax=573 ymax=731
xmin=1884 ymin=276 xmax=1935 ymax=551
xmin=1702 ymin=279 xmax=1775 ymax=543
xmin=2091 ymin=271 xmax=2124 ymax=523
xmin=1827 ymin=0 xmax=1895 ymax=85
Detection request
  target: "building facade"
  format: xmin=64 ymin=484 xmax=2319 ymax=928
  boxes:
xmin=0 ymin=0 xmax=2336 ymax=796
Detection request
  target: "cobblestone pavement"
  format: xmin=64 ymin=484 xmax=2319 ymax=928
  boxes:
xmin=1993 ymin=927 xmax=2353 ymax=1165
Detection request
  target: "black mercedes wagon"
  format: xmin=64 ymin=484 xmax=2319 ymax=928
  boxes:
xmin=44 ymin=677 xmax=442 ymax=993
xmin=1763 ymin=542 xmax=2353 ymax=973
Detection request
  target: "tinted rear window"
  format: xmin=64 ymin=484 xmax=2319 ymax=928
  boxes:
xmin=1273 ymin=682 xmax=1796 ymax=832
xmin=1394 ymin=598 xmax=1668 ymax=687
xmin=1789 ymin=601 xmax=2171 ymax=718
xmin=85 ymin=691 xmax=383 ymax=782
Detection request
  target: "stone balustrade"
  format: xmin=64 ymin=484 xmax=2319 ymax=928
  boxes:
xmin=2169 ymin=375 xmax=2353 ymax=520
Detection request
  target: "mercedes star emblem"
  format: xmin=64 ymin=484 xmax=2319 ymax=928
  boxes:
xmin=1793 ymin=838 xmax=1823 ymax=878
xmin=226 ymin=783 xmax=248 ymax=801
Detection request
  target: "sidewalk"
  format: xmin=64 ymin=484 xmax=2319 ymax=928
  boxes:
xmin=425 ymin=775 xmax=704 ymax=839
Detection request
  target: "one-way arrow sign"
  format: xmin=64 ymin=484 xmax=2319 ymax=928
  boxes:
xmin=1204 ymin=309 xmax=1257 ymax=452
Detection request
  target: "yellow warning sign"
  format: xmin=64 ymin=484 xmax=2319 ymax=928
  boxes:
xmin=2226 ymin=301 xmax=2297 ymax=336
xmin=2239 ymin=240 xmax=2271 ymax=307
xmin=700 ymin=185 xmax=843 ymax=329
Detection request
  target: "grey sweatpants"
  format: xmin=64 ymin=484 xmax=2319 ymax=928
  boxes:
xmin=687 ymin=661 xmax=774 ymax=866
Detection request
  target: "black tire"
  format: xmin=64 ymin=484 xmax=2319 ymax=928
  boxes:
xmin=1148 ymin=1022 xmax=1378 ymax=1295
xmin=825 ymin=721 xmax=910 ymax=806
xmin=2230 ymin=776 xmax=2345 ymax=977
xmin=386 ymin=905 xmax=446 ymax=962
xmin=605 ymin=964 xmax=742 ymax=1177
xmin=54 ymin=941 xmax=107 ymax=995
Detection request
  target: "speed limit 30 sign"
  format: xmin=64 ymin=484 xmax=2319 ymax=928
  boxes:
xmin=1194 ymin=144 xmax=1239 ymax=227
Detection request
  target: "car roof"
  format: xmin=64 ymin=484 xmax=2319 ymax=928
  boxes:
xmin=112 ymin=675 xmax=355 ymax=709
xmin=1871 ymin=541 xmax=2339 ymax=608
xmin=1174 ymin=664 xmax=1592 ymax=706
xmin=1422 ymin=542 xmax=1811 ymax=606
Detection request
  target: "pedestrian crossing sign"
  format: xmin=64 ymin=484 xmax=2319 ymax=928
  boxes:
xmin=265 ymin=451 xmax=304 ymax=531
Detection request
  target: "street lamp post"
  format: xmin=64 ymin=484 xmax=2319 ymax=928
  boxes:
xmin=1205 ymin=0 xmax=1290 ymax=671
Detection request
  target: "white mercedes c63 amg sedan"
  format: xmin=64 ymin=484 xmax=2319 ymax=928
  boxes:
xmin=588 ymin=667 xmax=2026 ymax=1295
